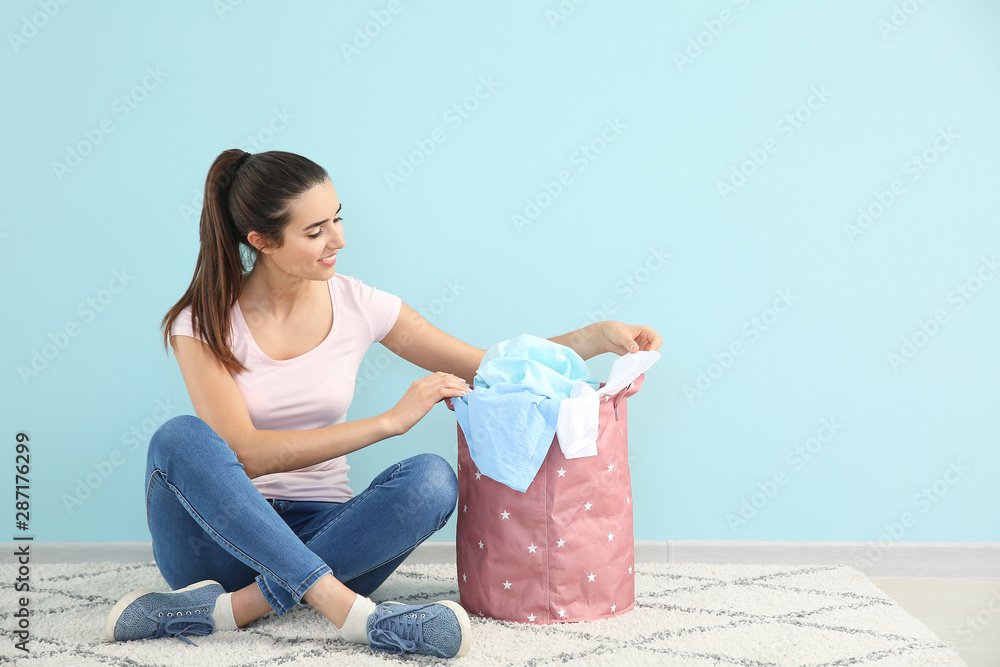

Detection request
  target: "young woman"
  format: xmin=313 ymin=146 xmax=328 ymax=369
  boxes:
xmin=103 ymin=149 xmax=662 ymax=658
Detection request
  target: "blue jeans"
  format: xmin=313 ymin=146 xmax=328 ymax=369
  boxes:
xmin=145 ymin=415 xmax=458 ymax=615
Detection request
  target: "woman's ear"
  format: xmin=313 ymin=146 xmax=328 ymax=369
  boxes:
xmin=247 ymin=231 xmax=271 ymax=255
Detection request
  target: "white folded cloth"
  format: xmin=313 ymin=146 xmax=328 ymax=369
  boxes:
xmin=555 ymin=350 xmax=660 ymax=459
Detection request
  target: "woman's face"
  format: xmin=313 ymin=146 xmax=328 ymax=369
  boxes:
xmin=255 ymin=179 xmax=345 ymax=280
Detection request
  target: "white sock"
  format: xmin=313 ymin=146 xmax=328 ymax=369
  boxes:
xmin=212 ymin=592 xmax=239 ymax=631
xmin=338 ymin=594 xmax=377 ymax=645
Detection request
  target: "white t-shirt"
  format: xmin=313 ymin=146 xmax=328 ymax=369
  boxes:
xmin=169 ymin=274 xmax=402 ymax=502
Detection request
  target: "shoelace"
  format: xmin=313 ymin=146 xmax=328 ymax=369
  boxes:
xmin=148 ymin=605 xmax=215 ymax=646
xmin=368 ymin=609 xmax=427 ymax=655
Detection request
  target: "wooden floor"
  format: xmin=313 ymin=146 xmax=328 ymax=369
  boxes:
xmin=870 ymin=578 xmax=1000 ymax=667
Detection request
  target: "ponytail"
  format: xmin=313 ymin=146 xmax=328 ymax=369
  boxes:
xmin=161 ymin=149 xmax=329 ymax=374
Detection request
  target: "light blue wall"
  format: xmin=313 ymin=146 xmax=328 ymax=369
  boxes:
xmin=3 ymin=1 xmax=998 ymax=544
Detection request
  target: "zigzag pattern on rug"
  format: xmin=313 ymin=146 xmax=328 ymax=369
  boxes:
xmin=0 ymin=561 xmax=965 ymax=666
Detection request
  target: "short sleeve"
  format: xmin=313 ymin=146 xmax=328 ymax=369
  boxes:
xmin=168 ymin=305 xmax=205 ymax=343
xmin=339 ymin=275 xmax=402 ymax=343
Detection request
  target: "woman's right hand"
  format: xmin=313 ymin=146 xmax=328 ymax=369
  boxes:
xmin=385 ymin=372 xmax=471 ymax=436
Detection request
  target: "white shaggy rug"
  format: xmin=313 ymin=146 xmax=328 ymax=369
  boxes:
xmin=0 ymin=561 xmax=965 ymax=666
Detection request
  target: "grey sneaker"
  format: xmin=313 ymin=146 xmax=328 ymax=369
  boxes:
xmin=367 ymin=600 xmax=471 ymax=658
xmin=104 ymin=580 xmax=224 ymax=645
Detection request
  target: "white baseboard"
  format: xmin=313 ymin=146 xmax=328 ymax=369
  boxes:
xmin=4 ymin=541 xmax=997 ymax=579
xmin=408 ymin=541 xmax=1000 ymax=578
xmin=651 ymin=541 xmax=1000 ymax=579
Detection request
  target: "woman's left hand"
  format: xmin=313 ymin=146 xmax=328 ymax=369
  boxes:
xmin=595 ymin=321 xmax=662 ymax=356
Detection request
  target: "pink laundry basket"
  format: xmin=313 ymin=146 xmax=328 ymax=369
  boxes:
xmin=447 ymin=374 xmax=644 ymax=624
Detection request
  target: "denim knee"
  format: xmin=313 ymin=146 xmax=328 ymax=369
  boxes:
xmin=146 ymin=415 xmax=226 ymax=478
xmin=409 ymin=453 xmax=459 ymax=527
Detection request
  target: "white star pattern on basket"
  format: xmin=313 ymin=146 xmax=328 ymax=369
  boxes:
xmin=453 ymin=372 xmax=650 ymax=625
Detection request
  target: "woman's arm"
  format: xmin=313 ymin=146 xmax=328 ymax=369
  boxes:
xmin=380 ymin=302 xmax=486 ymax=383
xmin=549 ymin=321 xmax=663 ymax=359
xmin=170 ymin=334 xmax=467 ymax=480
xmin=381 ymin=303 xmax=661 ymax=377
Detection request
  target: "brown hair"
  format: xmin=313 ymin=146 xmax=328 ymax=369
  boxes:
xmin=161 ymin=149 xmax=329 ymax=374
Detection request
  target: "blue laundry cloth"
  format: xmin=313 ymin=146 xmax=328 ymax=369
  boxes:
xmin=453 ymin=383 xmax=560 ymax=493
xmin=475 ymin=334 xmax=591 ymax=397
xmin=454 ymin=334 xmax=590 ymax=492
